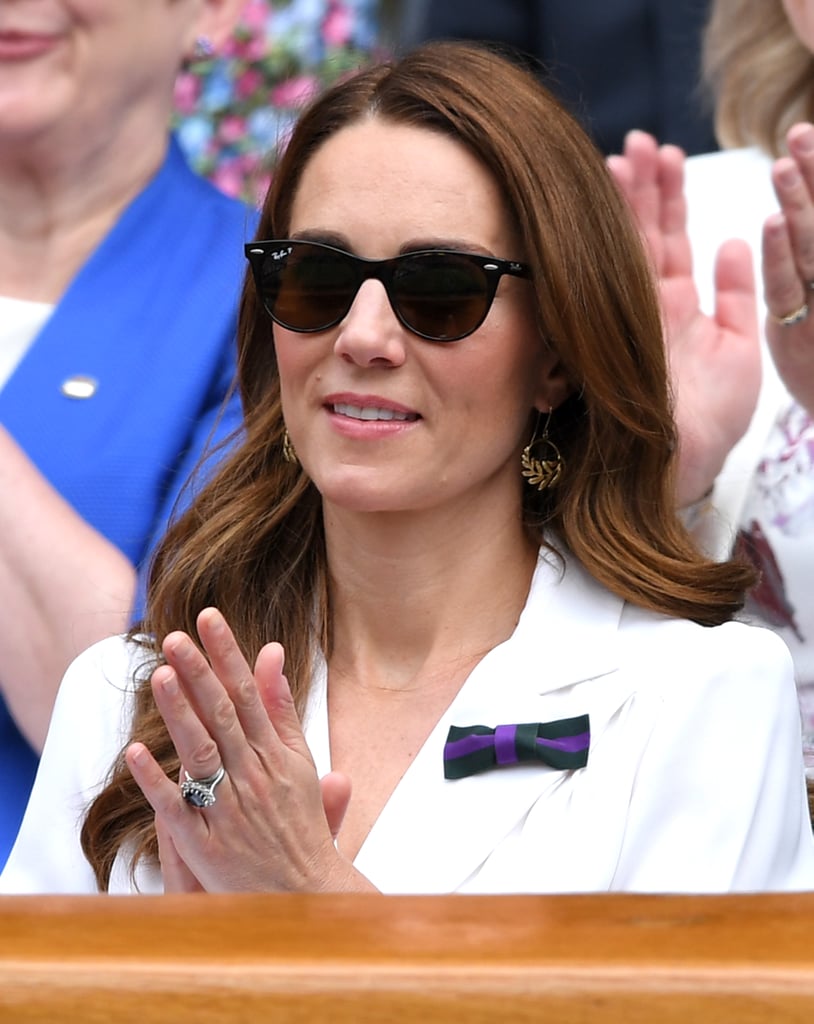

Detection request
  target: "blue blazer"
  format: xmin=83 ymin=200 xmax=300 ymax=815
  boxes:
xmin=0 ymin=139 xmax=259 ymax=864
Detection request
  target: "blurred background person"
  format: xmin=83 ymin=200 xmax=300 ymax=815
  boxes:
xmin=394 ymin=0 xmax=716 ymax=156
xmin=0 ymin=0 xmax=253 ymax=867
xmin=609 ymin=0 xmax=814 ymax=781
xmin=698 ymin=0 xmax=814 ymax=771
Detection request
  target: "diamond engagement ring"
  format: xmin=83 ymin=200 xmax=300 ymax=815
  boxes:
xmin=180 ymin=765 xmax=226 ymax=808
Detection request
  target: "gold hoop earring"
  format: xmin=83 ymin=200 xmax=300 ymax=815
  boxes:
xmin=282 ymin=427 xmax=298 ymax=465
xmin=521 ymin=410 xmax=564 ymax=491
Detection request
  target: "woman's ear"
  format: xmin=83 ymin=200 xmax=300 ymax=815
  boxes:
xmin=534 ymin=358 xmax=573 ymax=414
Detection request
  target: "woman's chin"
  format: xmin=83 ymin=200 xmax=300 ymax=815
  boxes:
xmin=314 ymin=471 xmax=424 ymax=517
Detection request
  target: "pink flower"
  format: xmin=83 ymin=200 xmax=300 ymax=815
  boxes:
xmin=173 ymin=72 xmax=201 ymax=114
xmin=271 ymin=75 xmax=319 ymax=108
xmin=217 ymin=115 xmax=247 ymax=144
xmin=239 ymin=0 xmax=268 ymax=31
xmin=212 ymin=161 xmax=246 ymax=198
xmin=236 ymin=68 xmax=265 ymax=100
xmin=245 ymin=34 xmax=269 ymax=61
xmin=323 ymin=7 xmax=353 ymax=47
xmin=224 ymin=21 xmax=262 ymax=60
xmin=220 ymin=36 xmax=241 ymax=59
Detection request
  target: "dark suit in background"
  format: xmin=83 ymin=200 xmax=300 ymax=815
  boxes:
xmin=395 ymin=0 xmax=716 ymax=156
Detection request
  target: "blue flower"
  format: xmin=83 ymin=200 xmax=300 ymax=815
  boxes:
xmin=176 ymin=116 xmax=215 ymax=158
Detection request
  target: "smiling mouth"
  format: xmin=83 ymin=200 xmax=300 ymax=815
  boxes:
xmin=331 ymin=402 xmax=419 ymax=422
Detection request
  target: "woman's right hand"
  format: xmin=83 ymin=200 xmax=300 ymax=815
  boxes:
xmin=764 ymin=122 xmax=814 ymax=417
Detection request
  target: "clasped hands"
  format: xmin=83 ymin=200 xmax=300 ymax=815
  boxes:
xmin=125 ymin=607 xmax=364 ymax=893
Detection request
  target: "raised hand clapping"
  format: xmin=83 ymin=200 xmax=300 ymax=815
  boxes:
xmin=763 ymin=122 xmax=814 ymax=417
xmin=125 ymin=608 xmax=372 ymax=893
xmin=608 ymin=130 xmax=762 ymax=506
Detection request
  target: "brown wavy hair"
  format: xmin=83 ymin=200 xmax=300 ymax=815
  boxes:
xmin=703 ymin=0 xmax=814 ymax=154
xmin=81 ymin=40 xmax=756 ymax=889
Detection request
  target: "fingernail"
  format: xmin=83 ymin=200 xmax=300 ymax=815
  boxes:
xmin=765 ymin=212 xmax=785 ymax=234
xmin=163 ymin=671 xmax=179 ymax=696
xmin=153 ymin=666 xmax=179 ymax=695
xmin=128 ymin=743 xmax=147 ymax=766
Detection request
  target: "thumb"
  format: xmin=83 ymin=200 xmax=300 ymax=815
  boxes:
xmin=320 ymin=771 xmax=353 ymax=841
xmin=155 ymin=816 xmax=204 ymax=893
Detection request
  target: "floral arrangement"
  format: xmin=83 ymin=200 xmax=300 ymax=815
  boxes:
xmin=173 ymin=0 xmax=383 ymax=205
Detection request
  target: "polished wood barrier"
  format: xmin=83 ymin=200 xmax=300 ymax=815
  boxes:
xmin=1 ymin=893 xmax=814 ymax=1022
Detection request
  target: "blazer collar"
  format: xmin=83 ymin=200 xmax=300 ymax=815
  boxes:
xmin=306 ymin=546 xmax=626 ymax=893
xmin=508 ymin=545 xmax=622 ymax=694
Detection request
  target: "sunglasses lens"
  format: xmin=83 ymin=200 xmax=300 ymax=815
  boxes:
xmin=252 ymin=244 xmax=499 ymax=341
xmin=260 ymin=243 xmax=357 ymax=331
xmin=394 ymin=253 xmax=489 ymax=341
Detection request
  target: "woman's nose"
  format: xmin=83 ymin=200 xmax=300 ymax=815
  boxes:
xmin=332 ymin=279 xmax=408 ymax=367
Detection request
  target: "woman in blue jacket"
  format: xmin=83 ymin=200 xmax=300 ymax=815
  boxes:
xmin=0 ymin=0 xmax=252 ymax=865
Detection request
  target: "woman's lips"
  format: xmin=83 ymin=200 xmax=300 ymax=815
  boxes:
xmin=325 ymin=401 xmax=421 ymax=439
xmin=330 ymin=401 xmax=419 ymax=422
xmin=0 ymin=32 xmax=61 ymax=61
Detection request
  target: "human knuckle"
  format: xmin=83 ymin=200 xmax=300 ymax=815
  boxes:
xmin=186 ymin=736 xmax=220 ymax=774
xmin=232 ymin=674 xmax=258 ymax=710
xmin=210 ymin=695 xmax=237 ymax=731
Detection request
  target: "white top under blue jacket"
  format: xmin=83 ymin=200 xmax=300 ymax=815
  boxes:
xmin=3 ymin=548 xmax=813 ymax=894
xmin=0 ymin=138 xmax=258 ymax=865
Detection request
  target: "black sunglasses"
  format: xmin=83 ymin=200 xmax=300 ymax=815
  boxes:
xmin=244 ymin=239 xmax=531 ymax=342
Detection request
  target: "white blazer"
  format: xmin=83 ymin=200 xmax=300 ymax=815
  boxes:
xmin=3 ymin=548 xmax=813 ymax=894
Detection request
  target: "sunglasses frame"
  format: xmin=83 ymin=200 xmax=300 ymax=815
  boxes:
xmin=244 ymin=239 xmax=532 ymax=342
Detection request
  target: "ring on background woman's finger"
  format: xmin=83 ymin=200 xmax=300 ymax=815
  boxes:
xmin=770 ymin=302 xmax=810 ymax=326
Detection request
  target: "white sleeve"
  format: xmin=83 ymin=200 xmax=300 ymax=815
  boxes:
xmin=0 ymin=636 xmax=139 ymax=894
xmin=612 ymin=620 xmax=814 ymax=892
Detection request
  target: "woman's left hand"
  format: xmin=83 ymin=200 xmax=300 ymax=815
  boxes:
xmin=125 ymin=607 xmax=371 ymax=893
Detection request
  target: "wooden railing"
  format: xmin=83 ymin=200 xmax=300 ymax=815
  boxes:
xmin=1 ymin=893 xmax=814 ymax=1021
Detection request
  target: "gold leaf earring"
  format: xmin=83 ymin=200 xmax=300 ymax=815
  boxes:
xmin=282 ymin=427 xmax=298 ymax=465
xmin=521 ymin=410 xmax=564 ymax=491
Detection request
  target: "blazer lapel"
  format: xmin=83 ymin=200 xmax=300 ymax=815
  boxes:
xmin=352 ymin=549 xmax=630 ymax=893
